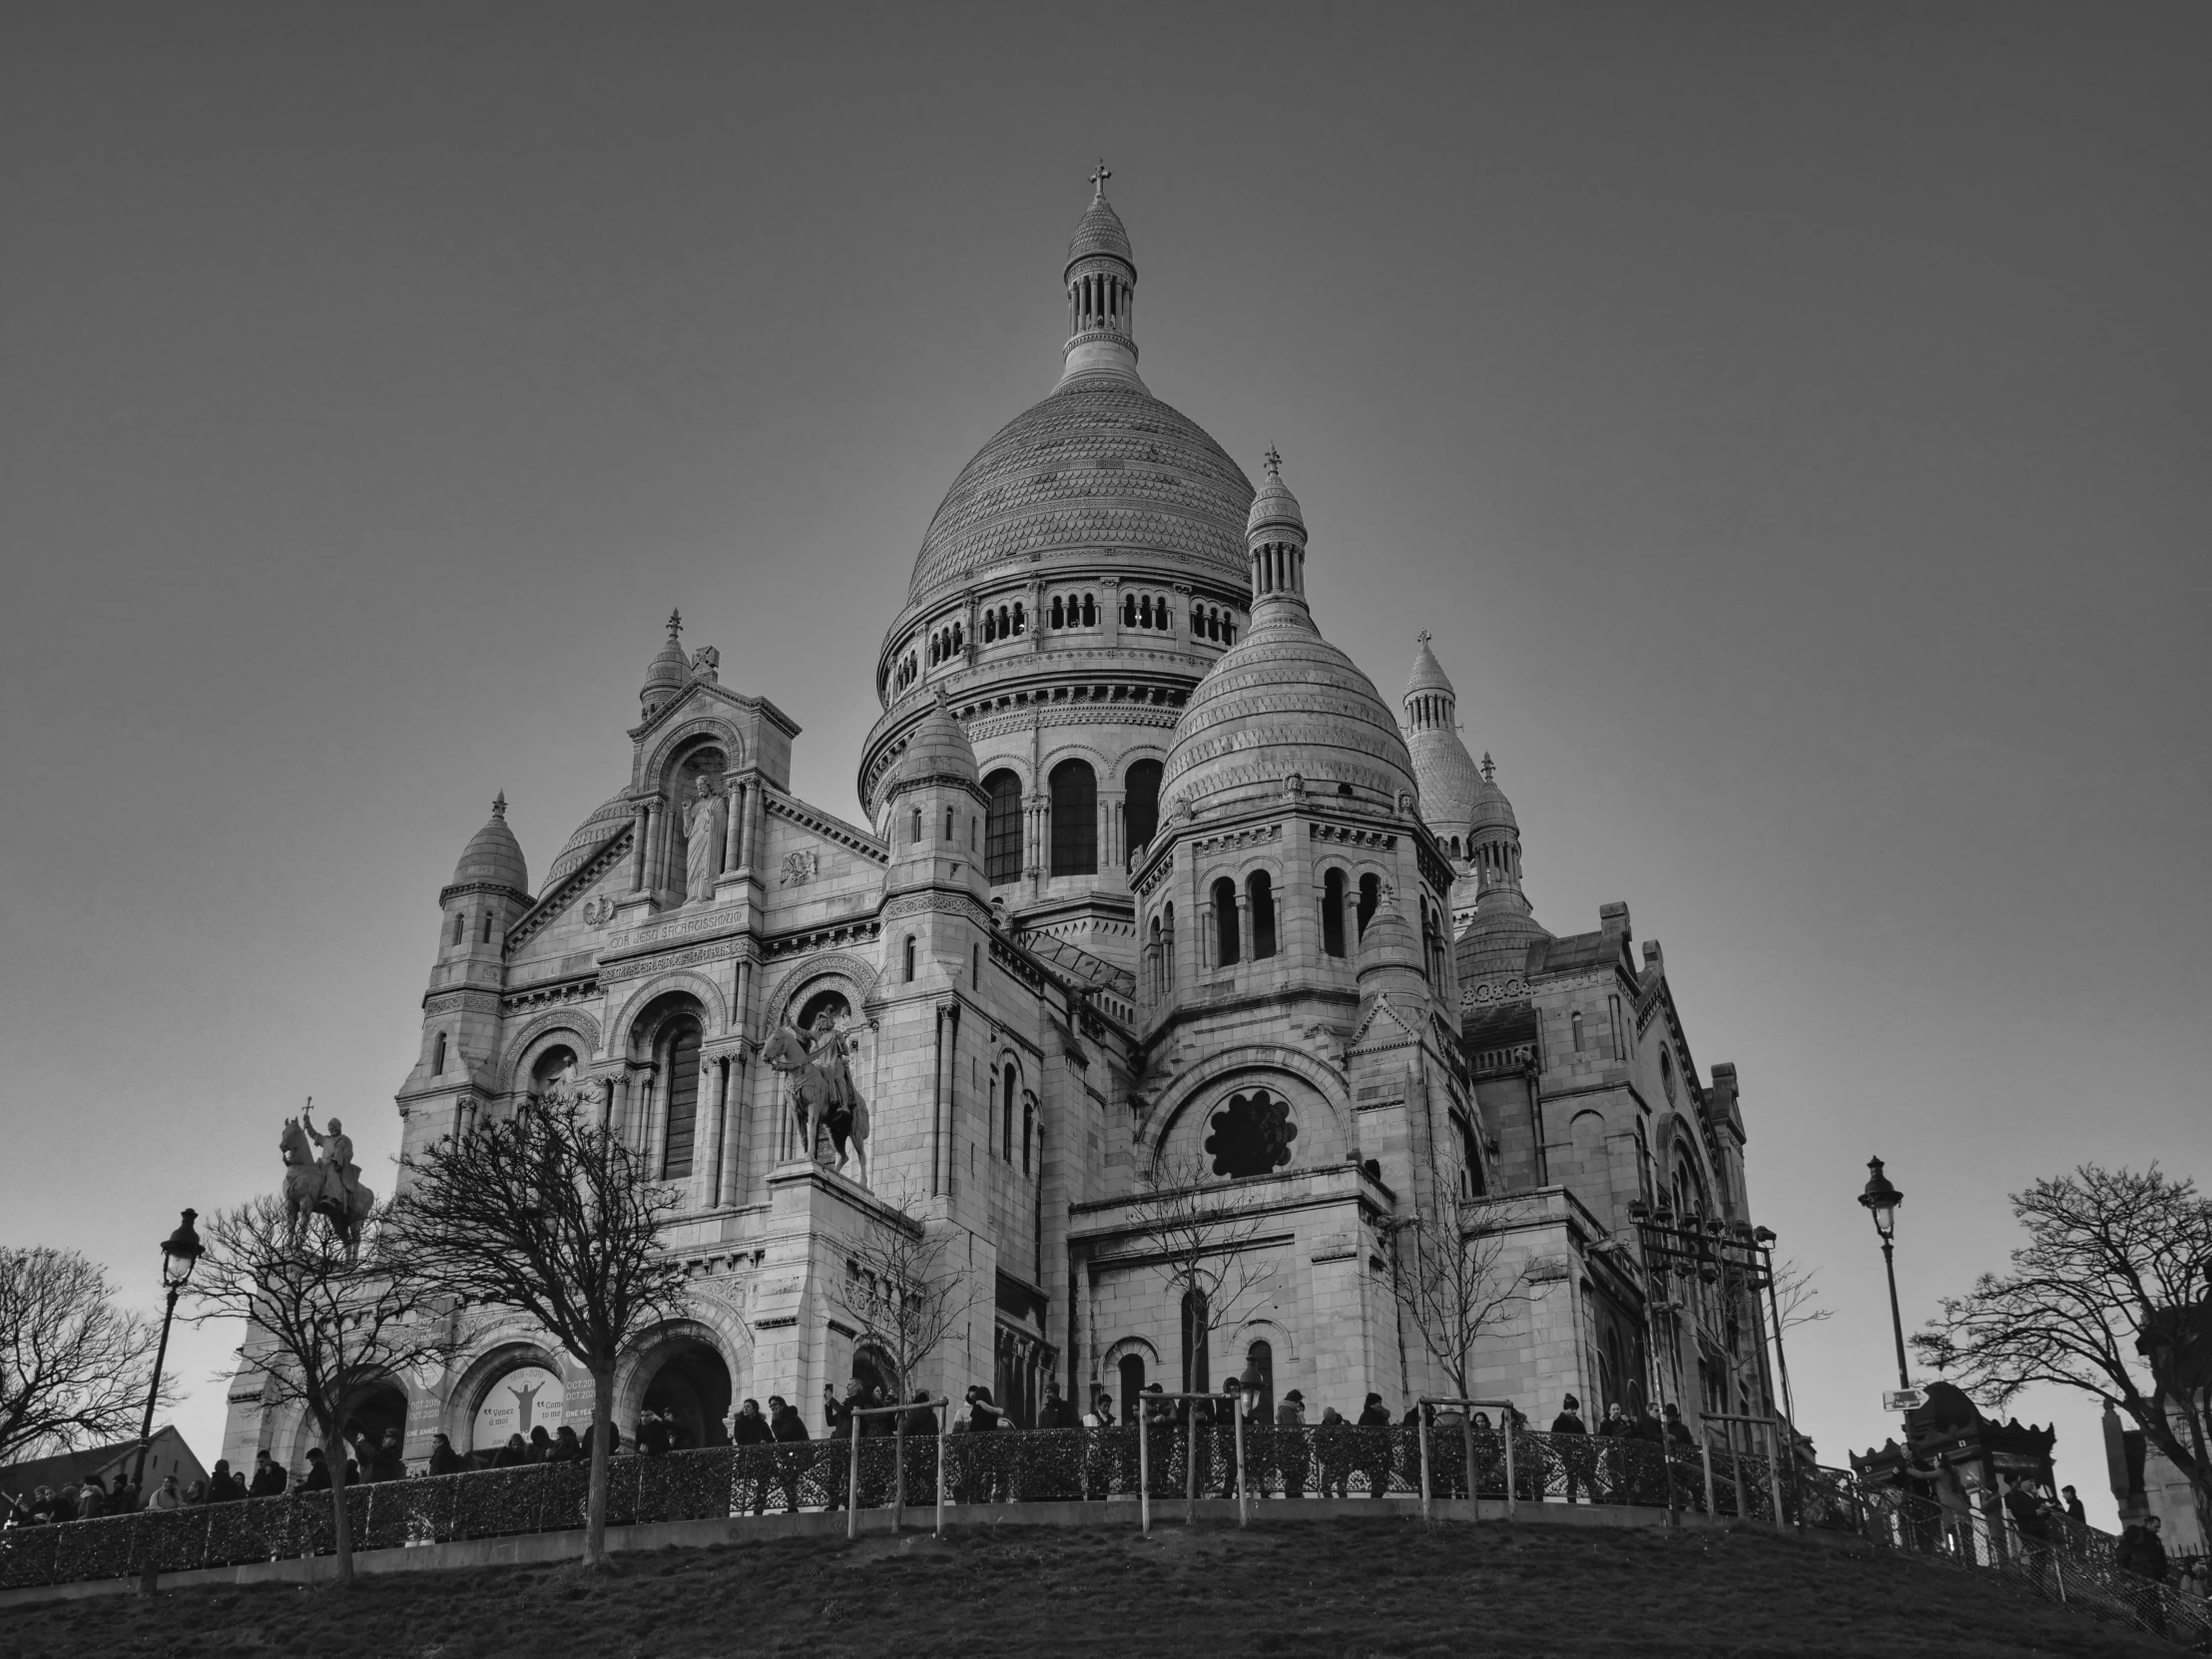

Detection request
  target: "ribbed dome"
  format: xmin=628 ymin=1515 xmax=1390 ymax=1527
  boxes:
xmin=1247 ymin=455 xmax=1306 ymax=538
xmin=643 ymin=611 xmax=688 ymax=700
xmin=1404 ymin=635 xmax=1453 ymax=699
xmin=1455 ymin=895 xmax=1551 ymax=986
xmin=891 ymin=695 xmax=977 ymax=787
xmin=544 ymin=791 xmax=632 ymax=890
xmin=1468 ymin=756 xmax=1519 ymax=834
xmin=903 ymin=381 xmax=1254 ymax=609
xmin=1066 ymin=195 xmax=1134 ymax=271
xmin=451 ymin=795 xmax=529 ymax=894
xmin=1162 ymin=612 xmax=1417 ymax=814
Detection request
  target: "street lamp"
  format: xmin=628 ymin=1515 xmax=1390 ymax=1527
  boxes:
xmin=1858 ymin=1158 xmax=1911 ymax=1390
xmin=132 ymin=1209 xmax=204 ymax=1492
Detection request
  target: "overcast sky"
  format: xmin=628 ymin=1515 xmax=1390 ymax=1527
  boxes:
xmin=3 ymin=3 xmax=2206 ymax=1523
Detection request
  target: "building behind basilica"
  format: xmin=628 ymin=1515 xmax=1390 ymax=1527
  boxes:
xmin=224 ymin=182 xmax=1774 ymax=1469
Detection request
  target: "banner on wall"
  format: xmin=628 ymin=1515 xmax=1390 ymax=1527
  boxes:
xmin=472 ymin=1366 xmax=566 ymax=1448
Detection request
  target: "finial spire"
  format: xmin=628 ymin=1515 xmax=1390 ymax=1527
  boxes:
xmin=666 ymin=608 xmax=683 ymax=637
xmin=1089 ymin=160 xmax=1112 ymax=201
xmin=1481 ymin=753 xmax=1495 ymax=782
xmin=1263 ymin=444 xmax=1283 ymax=477
xmin=1416 ymin=628 xmax=1431 ymax=647
xmin=492 ymin=791 xmax=507 ymax=819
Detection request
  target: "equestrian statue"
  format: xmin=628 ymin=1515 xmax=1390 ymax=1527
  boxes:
xmin=280 ymin=1100 xmax=374 ymax=1258
xmin=762 ymin=1008 xmax=869 ymax=1186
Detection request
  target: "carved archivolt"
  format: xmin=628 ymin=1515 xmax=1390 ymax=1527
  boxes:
xmin=759 ymin=950 xmax=879 ymax=1026
xmin=641 ymin=715 xmax=746 ymax=793
xmin=605 ymin=968 xmax=732 ymax=1042
xmin=1141 ymin=1044 xmax=1353 ymax=1176
xmin=497 ymin=1010 xmax=605 ymax=1090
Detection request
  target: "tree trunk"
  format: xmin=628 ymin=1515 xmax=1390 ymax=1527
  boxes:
xmin=585 ymin=1364 xmax=614 ymax=1568
xmin=325 ymin=1424 xmax=354 ymax=1587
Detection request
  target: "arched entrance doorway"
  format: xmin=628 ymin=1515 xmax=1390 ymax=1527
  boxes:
xmin=339 ymin=1380 xmax=409 ymax=1468
xmin=639 ymin=1342 xmax=733 ymax=1448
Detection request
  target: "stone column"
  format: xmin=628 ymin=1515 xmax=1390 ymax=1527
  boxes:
xmin=1199 ymin=899 xmax=1215 ymax=971
xmin=643 ymin=801 xmax=665 ymax=896
xmin=702 ymin=1054 xmax=731 ymax=1208
xmin=723 ymin=784 xmax=744 ymax=873
xmin=641 ymin=1064 xmax=666 ymax=1173
xmin=1097 ymin=793 xmax=1115 ymax=875
xmin=1101 ymin=577 xmax=1120 ymax=647
xmin=629 ymin=806 xmax=651 ymax=893
xmin=746 ymin=778 xmax=767 ymax=872
xmin=1237 ymin=890 xmax=1253 ymax=964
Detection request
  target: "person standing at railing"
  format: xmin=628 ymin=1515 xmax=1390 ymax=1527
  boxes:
xmin=1551 ymin=1394 xmax=1591 ymax=1504
xmin=1276 ymin=1390 xmax=1308 ymax=1499
xmin=2117 ymin=1514 xmax=2169 ymax=1584
xmin=2060 ymin=1484 xmax=2087 ymax=1529
xmin=426 ymin=1433 xmax=464 ymax=1476
xmin=249 ymin=1449 xmax=287 ymax=1496
xmin=768 ymin=1394 xmax=810 ymax=1512
xmin=1355 ymin=1393 xmax=1393 ymax=1499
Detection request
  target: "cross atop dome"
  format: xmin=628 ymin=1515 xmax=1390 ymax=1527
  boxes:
xmin=1481 ymin=752 xmax=1495 ymax=781
xmin=666 ymin=609 xmax=683 ymax=637
xmin=491 ymin=791 xmax=507 ymax=819
xmin=1089 ymin=160 xmax=1112 ymax=201
xmin=1263 ymin=444 xmax=1283 ymax=477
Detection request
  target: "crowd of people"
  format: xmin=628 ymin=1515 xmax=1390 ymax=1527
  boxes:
xmin=3 ymin=1449 xmax=290 ymax=1527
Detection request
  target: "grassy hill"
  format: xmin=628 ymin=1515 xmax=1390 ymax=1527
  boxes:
xmin=0 ymin=1515 xmax=2178 ymax=1659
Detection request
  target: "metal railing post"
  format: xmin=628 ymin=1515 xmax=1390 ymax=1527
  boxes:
xmin=1701 ymin=1434 xmax=1715 ymax=1518
xmin=1235 ymin=1395 xmax=1249 ymax=1528
xmin=846 ymin=1419 xmax=861 ymax=1542
xmin=1462 ymin=1412 xmax=1476 ymax=1514
xmin=1418 ymin=1409 xmax=1431 ymax=1522
xmin=892 ymin=1415 xmax=905 ymax=1533
xmin=1138 ymin=1409 xmax=1151 ymax=1535
xmin=1767 ymin=1422 xmax=1786 ymax=1535
xmin=935 ymin=1409 xmax=947 ymax=1538
xmin=1502 ymin=1414 xmax=1517 ymax=1521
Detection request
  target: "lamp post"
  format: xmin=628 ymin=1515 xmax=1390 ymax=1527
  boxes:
xmin=131 ymin=1209 xmax=204 ymax=1491
xmin=1858 ymin=1158 xmax=1910 ymax=1390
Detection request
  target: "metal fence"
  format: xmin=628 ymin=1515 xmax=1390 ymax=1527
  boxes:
xmin=3 ymin=1421 xmax=2207 ymax=1648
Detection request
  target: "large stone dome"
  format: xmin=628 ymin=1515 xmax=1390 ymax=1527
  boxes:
xmin=1162 ymin=610 xmax=1417 ymax=816
xmin=544 ymin=791 xmax=632 ymax=890
xmin=903 ymin=380 xmax=1254 ymax=612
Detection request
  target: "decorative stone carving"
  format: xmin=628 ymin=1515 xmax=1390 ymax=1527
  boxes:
xmin=581 ymin=894 xmax=619 ymax=927
xmin=781 ymin=849 xmax=818 ymax=885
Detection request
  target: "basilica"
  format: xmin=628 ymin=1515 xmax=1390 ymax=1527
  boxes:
xmin=224 ymin=181 xmax=1772 ymax=1469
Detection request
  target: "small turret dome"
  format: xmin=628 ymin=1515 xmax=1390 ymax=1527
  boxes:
xmin=1163 ymin=453 xmax=1416 ymax=816
xmin=1454 ymin=899 xmax=1551 ymax=987
xmin=1468 ymin=753 xmax=1519 ymax=834
xmin=642 ymin=610 xmax=688 ymax=712
xmin=1066 ymin=176 xmax=1135 ymax=273
xmin=1246 ymin=453 xmax=1306 ymax=540
xmin=891 ymin=694 xmax=978 ymax=790
xmin=449 ymin=794 xmax=529 ymax=895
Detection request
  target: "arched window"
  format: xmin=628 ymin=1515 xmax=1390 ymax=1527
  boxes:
xmin=1572 ymin=1011 xmax=1586 ymax=1052
xmin=903 ymin=935 xmax=916 ymax=982
xmin=983 ymin=610 xmax=995 ymax=643
xmin=1322 ymin=868 xmax=1348 ymax=958
xmin=1049 ymin=760 xmax=1097 ymax=876
xmin=1191 ymin=602 xmax=1205 ymax=637
xmin=1609 ymin=995 xmax=1625 ymax=1060
xmin=450 ymin=912 xmax=465 ymax=946
xmin=1357 ymin=873 xmax=1382 ymax=938
xmin=479 ymin=911 xmax=493 ymax=943
xmin=983 ymin=770 xmax=1022 ymax=883
xmin=1249 ymin=870 xmax=1278 ymax=959
xmin=1244 ymin=1341 xmax=1275 ymax=1424
xmin=1051 ymin=595 xmax=1065 ymax=629
xmin=1660 ymin=1049 xmax=1677 ymax=1104
xmin=1118 ymin=1354 xmax=1146 ymax=1424
xmin=1458 ymin=1115 xmax=1486 ymax=1199
xmin=1123 ymin=759 xmax=1163 ymax=860
xmin=1223 ymin=618 xmax=1236 ymax=645
xmin=909 ymin=806 xmax=923 ymax=846
xmin=1080 ymin=593 xmax=1096 ymax=627
xmin=1001 ymin=1065 xmax=1015 ymax=1163
xmin=1180 ymin=1290 xmax=1211 ymax=1393
xmin=1022 ymin=1097 xmax=1034 ymax=1174
xmin=1140 ymin=594 xmax=1154 ymax=628
xmin=1205 ymin=1089 xmax=1297 ymax=1178
xmin=1163 ymin=901 xmax=1175 ymax=991
xmin=1122 ymin=593 xmax=1136 ymax=627
xmin=660 ymin=1021 xmax=703 ymax=1180
xmin=432 ymin=1031 xmax=447 ymax=1075
xmin=945 ymin=807 xmax=956 ymax=840
xmin=1212 ymin=875 xmax=1240 ymax=966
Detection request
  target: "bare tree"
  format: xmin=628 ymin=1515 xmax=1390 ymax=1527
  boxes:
xmin=394 ymin=1098 xmax=687 ymax=1568
xmin=827 ymin=1182 xmax=976 ymax=1402
xmin=188 ymin=1197 xmax=453 ymax=1585
xmin=0 ymin=1247 xmax=168 ymax=1467
xmin=1769 ymin=1256 xmax=1834 ymax=1339
xmin=1915 ymin=1164 xmax=2212 ymax=1542
xmin=1387 ymin=1185 xmax=1540 ymax=1401
xmin=1123 ymin=1157 xmax=1277 ymax=1393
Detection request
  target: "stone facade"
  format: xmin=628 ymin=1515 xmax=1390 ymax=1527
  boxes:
xmin=223 ymin=183 xmax=1778 ymax=1473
